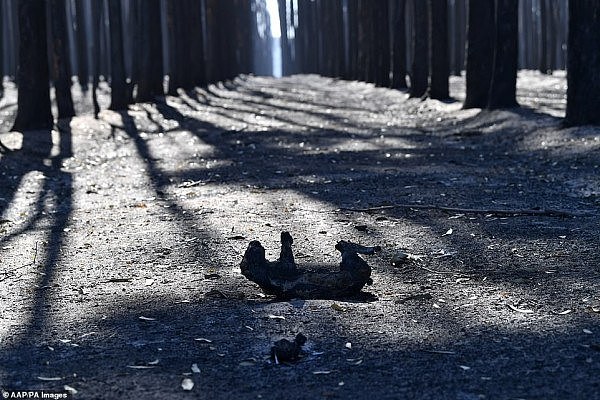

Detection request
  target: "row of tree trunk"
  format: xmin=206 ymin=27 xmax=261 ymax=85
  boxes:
xmin=12 ymin=0 xmax=254 ymax=131
xmin=8 ymin=0 xmax=600 ymax=130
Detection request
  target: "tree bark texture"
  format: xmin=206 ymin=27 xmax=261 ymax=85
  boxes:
xmin=74 ymin=0 xmax=89 ymax=88
xmin=409 ymin=0 xmax=428 ymax=98
xmin=49 ymin=0 xmax=75 ymax=119
xmin=463 ymin=0 xmax=494 ymax=108
xmin=12 ymin=0 xmax=53 ymax=131
xmin=487 ymin=0 xmax=518 ymax=109
xmin=392 ymin=0 xmax=407 ymax=89
xmin=429 ymin=0 xmax=449 ymax=99
xmin=565 ymin=0 xmax=600 ymax=126
xmin=108 ymin=0 xmax=128 ymax=111
xmin=136 ymin=0 xmax=164 ymax=101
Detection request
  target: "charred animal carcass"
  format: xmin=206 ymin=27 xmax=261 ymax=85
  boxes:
xmin=240 ymin=232 xmax=380 ymax=299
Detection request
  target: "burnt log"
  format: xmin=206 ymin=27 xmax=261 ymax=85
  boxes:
xmin=240 ymin=232 xmax=380 ymax=299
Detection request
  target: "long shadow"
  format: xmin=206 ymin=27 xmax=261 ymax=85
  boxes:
xmin=0 ymin=122 xmax=73 ymax=383
xmin=1 ymin=291 xmax=598 ymax=398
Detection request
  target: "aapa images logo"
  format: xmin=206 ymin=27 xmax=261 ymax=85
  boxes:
xmin=3 ymin=392 xmax=40 ymax=399
xmin=1 ymin=391 xmax=69 ymax=399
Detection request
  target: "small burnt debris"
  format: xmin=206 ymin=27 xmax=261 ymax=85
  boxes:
xmin=271 ymin=333 xmax=307 ymax=363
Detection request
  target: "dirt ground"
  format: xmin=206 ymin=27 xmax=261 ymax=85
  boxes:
xmin=0 ymin=72 xmax=599 ymax=399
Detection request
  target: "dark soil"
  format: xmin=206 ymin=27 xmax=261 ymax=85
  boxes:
xmin=0 ymin=72 xmax=599 ymax=399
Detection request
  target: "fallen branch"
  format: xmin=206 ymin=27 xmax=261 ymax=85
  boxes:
xmin=338 ymin=204 xmax=587 ymax=218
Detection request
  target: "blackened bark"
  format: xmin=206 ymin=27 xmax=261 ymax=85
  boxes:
xmin=346 ymin=0 xmax=359 ymax=80
xmin=189 ymin=0 xmax=206 ymax=87
xmin=49 ymin=0 xmax=75 ymax=119
xmin=463 ymin=0 xmax=494 ymax=108
xmin=0 ymin=1 xmax=4 ymax=97
xmin=108 ymin=0 xmax=128 ymax=111
xmin=391 ymin=0 xmax=407 ymax=89
xmin=12 ymin=0 xmax=53 ymax=131
xmin=452 ymin=0 xmax=466 ymax=75
xmin=565 ymin=0 xmax=600 ymax=126
xmin=373 ymin=1 xmax=390 ymax=87
xmin=166 ymin=0 xmax=192 ymax=93
xmin=74 ymin=0 xmax=88 ymax=89
xmin=136 ymin=0 xmax=163 ymax=101
xmin=278 ymin=0 xmax=291 ymax=75
xmin=90 ymin=0 xmax=102 ymax=117
xmin=409 ymin=0 xmax=428 ymax=98
xmin=547 ymin=0 xmax=557 ymax=72
xmin=539 ymin=0 xmax=549 ymax=73
xmin=488 ymin=0 xmax=518 ymax=109
xmin=429 ymin=0 xmax=449 ymax=99
xmin=126 ymin=0 xmax=141 ymax=103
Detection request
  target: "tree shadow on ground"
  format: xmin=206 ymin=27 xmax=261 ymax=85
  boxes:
xmin=1 ymin=292 xmax=598 ymax=399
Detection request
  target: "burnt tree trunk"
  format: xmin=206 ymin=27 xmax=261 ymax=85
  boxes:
xmin=74 ymin=0 xmax=89 ymax=89
xmin=539 ymin=0 xmax=549 ymax=73
xmin=189 ymin=0 xmax=206 ymax=87
xmin=391 ymin=0 xmax=407 ymax=89
xmin=373 ymin=1 xmax=390 ymax=87
xmin=463 ymin=0 xmax=494 ymax=108
xmin=136 ymin=0 xmax=163 ymax=101
xmin=0 ymin=1 xmax=3 ymax=98
xmin=90 ymin=0 xmax=102 ymax=117
xmin=125 ymin=0 xmax=140 ymax=103
xmin=487 ymin=0 xmax=518 ymax=109
xmin=108 ymin=0 xmax=128 ymax=111
xmin=278 ymin=0 xmax=291 ymax=76
xmin=49 ymin=0 xmax=75 ymax=119
xmin=452 ymin=0 xmax=466 ymax=75
xmin=409 ymin=0 xmax=428 ymax=98
xmin=565 ymin=0 xmax=600 ymax=126
xmin=12 ymin=0 xmax=53 ymax=131
xmin=429 ymin=0 xmax=449 ymax=99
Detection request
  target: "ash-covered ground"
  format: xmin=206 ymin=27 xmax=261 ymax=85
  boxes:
xmin=0 ymin=71 xmax=598 ymax=399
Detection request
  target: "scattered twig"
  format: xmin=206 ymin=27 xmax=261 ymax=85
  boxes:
xmin=32 ymin=241 xmax=38 ymax=265
xmin=338 ymin=203 xmax=588 ymax=218
xmin=0 ymin=242 xmax=39 ymax=283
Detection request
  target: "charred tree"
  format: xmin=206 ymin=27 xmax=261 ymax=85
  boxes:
xmin=108 ymin=0 xmax=128 ymax=111
xmin=452 ymin=0 xmax=466 ymax=75
xmin=409 ymin=0 xmax=429 ymax=98
xmin=90 ymin=0 xmax=102 ymax=117
xmin=48 ymin=0 xmax=75 ymax=119
xmin=429 ymin=0 xmax=449 ymax=99
xmin=565 ymin=0 xmax=600 ymax=126
xmin=278 ymin=0 xmax=291 ymax=75
xmin=136 ymin=0 xmax=163 ymax=101
xmin=487 ymin=0 xmax=518 ymax=109
xmin=373 ymin=1 xmax=390 ymax=87
xmin=189 ymin=0 xmax=206 ymax=87
xmin=0 ymin=1 xmax=4 ymax=98
xmin=345 ymin=0 xmax=359 ymax=80
xmin=463 ymin=0 xmax=494 ymax=108
xmin=12 ymin=0 xmax=53 ymax=131
xmin=391 ymin=0 xmax=407 ymax=89
xmin=539 ymin=0 xmax=549 ymax=73
xmin=74 ymin=0 xmax=89 ymax=89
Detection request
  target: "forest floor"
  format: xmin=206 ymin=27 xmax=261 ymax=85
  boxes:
xmin=0 ymin=71 xmax=599 ymax=399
